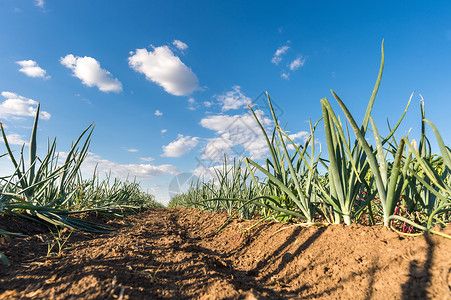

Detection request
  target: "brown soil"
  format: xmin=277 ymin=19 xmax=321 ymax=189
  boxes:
xmin=1 ymin=208 xmax=450 ymax=299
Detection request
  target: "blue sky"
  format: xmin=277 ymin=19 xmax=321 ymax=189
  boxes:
xmin=1 ymin=1 xmax=451 ymax=204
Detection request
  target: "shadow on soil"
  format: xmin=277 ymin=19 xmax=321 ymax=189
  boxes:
xmin=401 ymin=233 xmax=435 ymax=300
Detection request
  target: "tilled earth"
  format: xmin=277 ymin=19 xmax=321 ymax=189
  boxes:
xmin=1 ymin=207 xmax=451 ymax=299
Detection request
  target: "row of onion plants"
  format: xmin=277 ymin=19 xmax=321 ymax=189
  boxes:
xmin=0 ymin=105 xmax=160 ymax=265
xmin=171 ymin=41 xmax=450 ymax=238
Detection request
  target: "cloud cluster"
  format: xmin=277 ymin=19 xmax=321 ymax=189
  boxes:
xmin=60 ymin=54 xmax=123 ymax=93
xmin=215 ymin=86 xmax=251 ymax=111
xmin=59 ymin=152 xmax=179 ymax=181
xmin=0 ymin=91 xmax=51 ymax=120
xmin=162 ymin=134 xmax=199 ymax=157
xmin=16 ymin=60 xmax=49 ymax=79
xmin=271 ymin=44 xmax=306 ymax=79
xmin=289 ymin=57 xmax=305 ymax=71
xmin=173 ymin=40 xmax=188 ymax=51
xmin=288 ymin=131 xmax=310 ymax=141
xmin=286 ymin=131 xmax=310 ymax=150
xmin=0 ymin=133 xmax=28 ymax=146
xmin=271 ymin=46 xmax=290 ymax=65
xmin=200 ymin=109 xmax=272 ymax=161
xmin=128 ymin=45 xmax=199 ymax=96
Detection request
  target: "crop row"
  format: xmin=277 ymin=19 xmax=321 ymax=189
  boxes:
xmin=170 ymin=42 xmax=451 ymax=238
xmin=0 ymin=107 xmax=161 ymax=265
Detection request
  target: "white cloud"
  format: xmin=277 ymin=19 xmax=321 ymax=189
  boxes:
xmin=161 ymin=129 xmax=167 ymax=134
xmin=139 ymin=156 xmax=154 ymax=162
xmin=0 ymin=91 xmax=51 ymax=120
xmin=287 ymin=131 xmax=310 ymax=150
xmin=60 ymin=54 xmax=122 ymax=93
xmin=173 ymin=40 xmax=188 ymax=51
xmin=199 ymin=109 xmax=272 ymax=160
xmin=204 ymin=101 xmax=212 ymax=108
xmin=59 ymin=152 xmax=179 ymax=181
xmin=162 ymin=134 xmax=199 ymax=157
xmin=215 ymin=86 xmax=251 ymax=111
xmin=281 ymin=73 xmax=289 ymax=80
xmin=34 ymin=0 xmax=44 ymax=8
xmin=127 ymin=148 xmax=139 ymax=153
xmin=289 ymin=131 xmax=310 ymax=141
xmin=0 ymin=133 xmax=28 ymax=146
xmin=155 ymin=110 xmax=163 ymax=116
xmin=289 ymin=57 xmax=305 ymax=71
xmin=128 ymin=45 xmax=199 ymax=96
xmin=271 ymin=45 xmax=290 ymax=65
xmin=16 ymin=60 xmax=49 ymax=79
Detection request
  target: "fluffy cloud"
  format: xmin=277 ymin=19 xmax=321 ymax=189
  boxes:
xmin=271 ymin=45 xmax=290 ymax=65
xmin=162 ymin=134 xmax=199 ymax=157
xmin=289 ymin=57 xmax=305 ymax=71
xmin=215 ymin=86 xmax=251 ymax=111
xmin=200 ymin=109 xmax=272 ymax=160
xmin=154 ymin=110 xmax=163 ymax=116
xmin=0 ymin=133 xmax=28 ymax=146
xmin=289 ymin=131 xmax=310 ymax=141
xmin=287 ymin=131 xmax=310 ymax=150
xmin=161 ymin=129 xmax=167 ymax=134
xmin=128 ymin=46 xmax=199 ymax=96
xmin=16 ymin=60 xmax=49 ymax=79
xmin=173 ymin=40 xmax=188 ymax=51
xmin=59 ymin=152 xmax=179 ymax=181
xmin=60 ymin=54 xmax=122 ymax=93
xmin=0 ymin=91 xmax=51 ymax=120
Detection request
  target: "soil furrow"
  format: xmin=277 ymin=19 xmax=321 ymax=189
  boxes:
xmin=1 ymin=208 xmax=450 ymax=299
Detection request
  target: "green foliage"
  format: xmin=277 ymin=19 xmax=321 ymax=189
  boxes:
xmin=47 ymin=228 xmax=73 ymax=257
xmin=174 ymin=41 xmax=450 ymax=239
xmin=0 ymin=105 xmax=160 ymax=264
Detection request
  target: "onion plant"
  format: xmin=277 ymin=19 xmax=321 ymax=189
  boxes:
xmin=245 ymin=97 xmax=324 ymax=223
xmin=169 ymin=156 xmax=261 ymax=220
xmin=321 ymin=41 xmax=414 ymax=226
xmin=387 ymin=104 xmax=451 ymax=237
xmin=171 ymin=41 xmax=450 ymax=237
xmin=0 ymin=103 xmax=160 ymax=260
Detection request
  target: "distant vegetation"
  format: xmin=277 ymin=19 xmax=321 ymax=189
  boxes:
xmin=169 ymin=42 xmax=451 ymax=239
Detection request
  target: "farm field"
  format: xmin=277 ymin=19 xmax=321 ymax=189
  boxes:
xmin=1 ymin=207 xmax=450 ymax=299
xmin=3 ymin=3 xmax=451 ymax=300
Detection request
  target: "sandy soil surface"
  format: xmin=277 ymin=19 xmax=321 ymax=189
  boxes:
xmin=1 ymin=207 xmax=450 ymax=299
